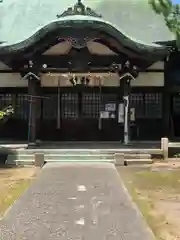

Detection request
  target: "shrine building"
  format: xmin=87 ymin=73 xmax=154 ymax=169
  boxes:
xmin=0 ymin=0 xmax=179 ymax=144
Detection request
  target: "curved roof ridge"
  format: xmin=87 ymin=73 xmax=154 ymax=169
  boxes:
xmin=0 ymin=0 xmax=174 ymax=46
xmin=0 ymin=15 xmax=166 ymax=49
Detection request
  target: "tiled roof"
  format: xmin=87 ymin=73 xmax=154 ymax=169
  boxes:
xmin=0 ymin=0 xmax=174 ymax=54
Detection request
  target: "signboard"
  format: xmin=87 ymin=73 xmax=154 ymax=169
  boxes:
xmin=100 ymin=111 xmax=109 ymax=119
xmin=118 ymin=105 xmax=135 ymax=122
xmin=118 ymin=103 xmax=124 ymax=123
xmin=105 ymin=103 xmax=116 ymax=112
xmin=109 ymin=113 xmax=115 ymax=119
xmin=130 ymin=108 xmax=135 ymax=121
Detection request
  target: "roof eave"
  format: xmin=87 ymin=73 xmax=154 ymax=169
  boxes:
xmin=0 ymin=17 xmax=171 ymax=61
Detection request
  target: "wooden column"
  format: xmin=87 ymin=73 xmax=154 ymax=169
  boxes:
xmin=36 ymin=80 xmax=41 ymax=140
xmin=163 ymin=59 xmax=171 ymax=138
xmin=117 ymin=78 xmax=124 ymax=142
xmin=40 ymin=86 xmax=44 ymax=140
xmin=118 ymin=77 xmax=131 ymax=143
xmin=122 ymin=77 xmax=131 ymax=145
xmin=162 ymin=89 xmax=171 ymax=138
xmin=57 ymin=78 xmax=61 ymax=129
xmin=28 ymin=76 xmax=37 ymax=145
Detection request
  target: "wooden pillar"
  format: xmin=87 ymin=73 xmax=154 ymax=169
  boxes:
xmin=114 ymin=62 xmax=136 ymax=143
xmin=118 ymin=77 xmax=131 ymax=143
xmin=28 ymin=76 xmax=37 ymax=144
xmin=57 ymin=78 xmax=61 ymax=129
xmin=122 ymin=77 xmax=131 ymax=145
xmin=117 ymin=78 xmax=124 ymax=142
xmin=163 ymin=59 xmax=171 ymax=138
xmin=162 ymin=89 xmax=171 ymax=137
xmin=36 ymin=80 xmax=41 ymax=140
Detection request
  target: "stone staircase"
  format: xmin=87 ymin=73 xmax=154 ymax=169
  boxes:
xmin=6 ymin=148 xmax=154 ymax=166
xmin=7 ymin=149 xmax=115 ymax=166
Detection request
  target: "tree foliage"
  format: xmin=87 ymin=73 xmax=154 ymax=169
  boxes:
xmin=0 ymin=106 xmax=14 ymax=120
xmin=149 ymin=0 xmax=180 ymax=48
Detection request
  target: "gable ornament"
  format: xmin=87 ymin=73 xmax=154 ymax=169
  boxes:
xmin=57 ymin=0 xmax=102 ymax=18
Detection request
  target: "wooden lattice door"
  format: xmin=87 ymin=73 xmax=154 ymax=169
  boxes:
xmin=61 ymin=93 xmax=79 ymax=119
xmin=60 ymin=91 xmax=101 ymax=140
xmin=41 ymin=89 xmax=119 ymax=141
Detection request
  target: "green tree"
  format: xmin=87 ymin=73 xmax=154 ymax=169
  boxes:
xmin=149 ymin=0 xmax=180 ymax=48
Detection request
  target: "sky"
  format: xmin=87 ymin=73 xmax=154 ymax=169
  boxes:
xmin=172 ymin=0 xmax=180 ymax=3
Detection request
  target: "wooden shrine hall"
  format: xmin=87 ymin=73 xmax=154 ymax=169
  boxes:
xmin=0 ymin=0 xmax=179 ymax=145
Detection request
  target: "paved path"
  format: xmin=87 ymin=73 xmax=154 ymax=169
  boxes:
xmin=0 ymin=163 xmax=155 ymax=239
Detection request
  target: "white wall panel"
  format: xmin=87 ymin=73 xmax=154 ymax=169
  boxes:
xmin=0 ymin=71 xmax=164 ymax=88
xmin=41 ymin=72 xmax=164 ymax=87
xmin=132 ymin=73 xmax=164 ymax=86
xmin=0 ymin=73 xmax=28 ymax=87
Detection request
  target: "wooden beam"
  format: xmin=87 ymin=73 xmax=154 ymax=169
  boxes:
xmin=0 ymin=68 xmax=165 ymax=74
xmin=11 ymin=52 xmax=153 ymax=69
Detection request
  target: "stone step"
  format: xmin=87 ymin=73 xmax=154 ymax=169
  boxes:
xmin=14 ymin=151 xmax=114 ymax=156
xmin=7 ymin=159 xmax=34 ymax=166
xmin=114 ymin=153 xmax=151 ymax=160
xmin=7 ymin=154 xmax=114 ymax=161
xmin=8 ymin=156 xmax=152 ymax=166
xmin=8 ymin=153 xmax=113 ymax=157
xmin=45 ymin=159 xmax=114 ymax=163
xmin=8 ymin=159 xmax=114 ymax=166
xmin=7 ymin=154 xmax=34 ymax=160
xmin=124 ymin=159 xmax=153 ymax=166
xmin=7 ymin=155 xmax=33 ymax=164
xmin=6 ymin=153 xmax=114 ymax=165
xmin=115 ymin=158 xmax=153 ymax=166
xmin=14 ymin=148 xmax=162 ymax=155
xmin=6 ymin=148 xmax=158 ymax=166
xmin=45 ymin=154 xmax=113 ymax=160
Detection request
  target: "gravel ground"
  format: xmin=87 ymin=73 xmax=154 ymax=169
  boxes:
xmin=0 ymin=163 xmax=155 ymax=240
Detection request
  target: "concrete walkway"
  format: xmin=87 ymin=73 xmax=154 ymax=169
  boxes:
xmin=0 ymin=163 xmax=155 ymax=239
